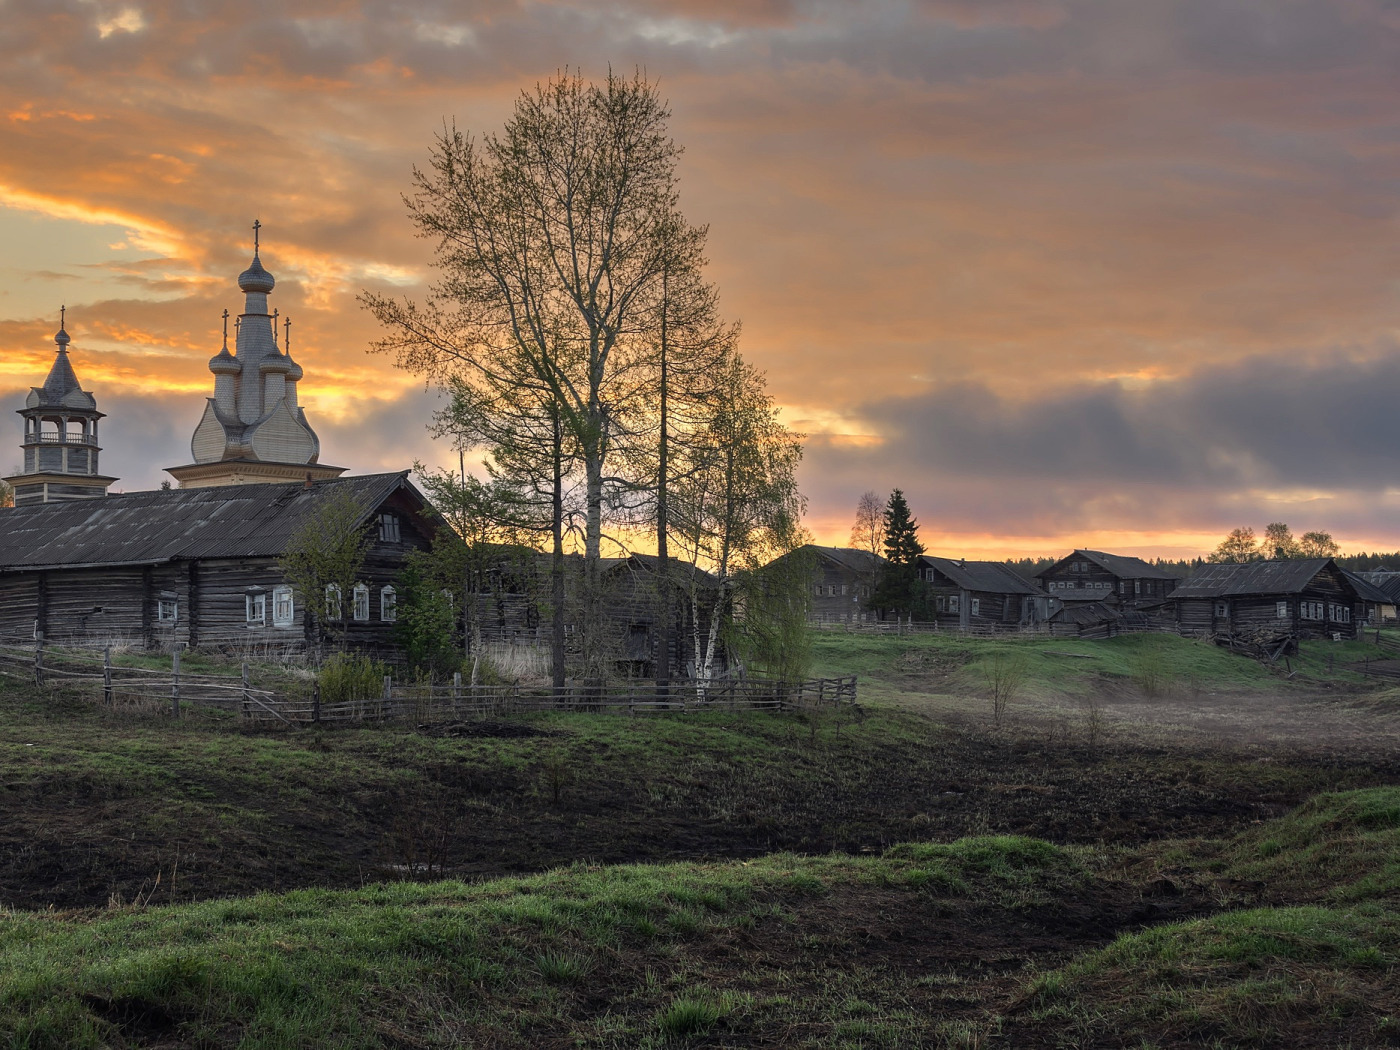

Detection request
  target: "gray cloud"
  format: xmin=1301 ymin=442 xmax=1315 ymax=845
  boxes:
xmin=804 ymin=347 xmax=1400 ymax=540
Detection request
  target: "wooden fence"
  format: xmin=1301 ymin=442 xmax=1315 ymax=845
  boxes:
xmin=0 ymin=636 xmax=856 ymax=726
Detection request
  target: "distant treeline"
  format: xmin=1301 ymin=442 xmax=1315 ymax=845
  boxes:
xmin=1003 ymin=553 xmax=1400 ymax=582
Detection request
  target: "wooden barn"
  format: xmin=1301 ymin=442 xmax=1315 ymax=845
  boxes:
xmin=1036 ymin=549 xmax=1180 ymax=607
xmin=917 ymin=556 xmax=1050 ymax=629
xmin=0 ymin=472 xmax=437 ymax=652
xmin=1169 ymin=558 xmax=1363 ymax=640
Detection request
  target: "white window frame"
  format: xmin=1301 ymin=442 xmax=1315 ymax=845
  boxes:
xmin=246 ymin=592 xmax=267 ymax=627
xmin=379 ymin=513 xmax=400 ymax=543
xmin=352 ymin=583 xmax=370 ymax=622
xmin=1276 ymin=601 xmax=1289 ymax=620
xmin=380 ymin=585 xmax=397 ymax=622
xmin=971 ymin=598 xmax=980 ymax=616
xmin=157 ymin=599 xmax=178 ymax=624
xmin=325 ymin=583 xmax=343 ymax=620
xmin=272 ymin=586 xmax=295 ymax=627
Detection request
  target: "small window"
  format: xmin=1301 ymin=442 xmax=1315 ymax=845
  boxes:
xmin=1134 ymin=580 xmax=1141 ymax=595
xmin=1276 ymin=601 xmax=1288 ymax=620
xmin=325 ymin=583 xmax=343 ymax=620
xmin=157 ymin=599 xmax=178 ymax=624
xmin=1214 ymin=601 xmax=1228 ymax=618
xmin=971 ymin=598 xmax=980 ymax=616
xmin=353 ymin=583 xmax=370 ymax=621
xmin=246 ymin=592 xmax=267 ymax=626
xmin=380 ymin=585 xmax=397 ymax=622
xmin=950 ymin=596 xmax=960 ymax=613
xmin=273 ymin=586 xmax=295 ymax=627
xmin=841 ymin=584 xmax=848 ymax=596
xmin=379 ymin=513 xmax=400 ymax=543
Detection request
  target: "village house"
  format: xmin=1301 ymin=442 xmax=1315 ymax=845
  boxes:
xmin=917 ymin=556 xmax=1050 ymax=629
xmin=1169 ymin=558 xmax=1365 ymax=640
xmin=760 ymin=545 xmax=883 ymax=624
xmin=1036 ymin=549 xmax=1180 ymax=607
xmin=468 ymin=551 xmax=729 ymax=678
xmin=0 ymin=472 xmax=437 ymax=651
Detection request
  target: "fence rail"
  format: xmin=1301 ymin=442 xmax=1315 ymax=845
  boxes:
xmin=1 ymin=638 xmax=856 ymax=726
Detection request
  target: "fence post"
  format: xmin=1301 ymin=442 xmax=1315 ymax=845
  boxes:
xmin=453 ymin=671 xmax=462 ymax=712
xmin=241 ymin=662 xmax=250 ymax=719
xmin=33 ymin=630 xmax=43 ymax=688
xmin=312 ymin=680 xmax=321 ymax=724
xmin=171 ymin=648 xmax=181 ymax=719
xmin=382 ymin=674 xmax=392 ymax=717
xmin=103 ymin=647 xmax=113 ymax=707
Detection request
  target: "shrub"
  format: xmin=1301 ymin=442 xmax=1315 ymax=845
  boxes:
xmin=318 ymin=651 xmax=389 ymax=706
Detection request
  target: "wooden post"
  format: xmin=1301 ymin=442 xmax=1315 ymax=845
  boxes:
xmin=453 ymin=671 xmax=462 ymax=708
xmin=382 ymin=674 xmax=392 ymax=718
xmin=171 ymin=648 xmax=181 ymax=719
xmin=311 ymin=681 xmax=321 ymax=724
xmin=33 ymin=630 xmax=43 ymax=688
xmin=103 ymin=647 xmax=113 ymax=707
xmin=241 ymin=662 xmax=250 ymax=719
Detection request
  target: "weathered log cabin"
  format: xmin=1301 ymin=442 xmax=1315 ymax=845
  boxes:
xmin=917 ymin=556 xmax=1050 ymax=629
xmin=467 ymin=551 xmax=729 ymax=678
xmin=761 ymin=545 xmax=883 ymax=624
xmin=1036 ymin=549 xmax=1180 ymax=607
xmin=0 ymin=472 xmax=437 ymax=652
xmin=1169 ymin=558 xmax=1363 ymax=640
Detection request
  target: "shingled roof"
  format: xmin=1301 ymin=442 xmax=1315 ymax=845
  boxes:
xmin=1170 ymin=559 xmax=1352 ymax=599
xmin=0 ymin=473 xmax=423 ymax=571
xmin=920 ymin=556 xmax=1044 ymax=595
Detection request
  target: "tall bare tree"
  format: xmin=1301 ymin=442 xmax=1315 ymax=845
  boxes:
xmin=366 ymin=70 xmax=692 ymax=683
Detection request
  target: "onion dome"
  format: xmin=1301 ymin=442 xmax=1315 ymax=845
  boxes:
xmin=259 ymin=349 xmax=291 ymax=375
xmin=285 ymin=354 xmax=303 ymax=382
xmin=238 ymin=253 xmax=276 ymax=294
xmin=54 ymin=325 xmax=71 ymax=350
xmin=209 ymin=347 xmax=240 ymax=375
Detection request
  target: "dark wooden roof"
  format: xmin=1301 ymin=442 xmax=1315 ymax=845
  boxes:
xmin=805 ymin=545 xmax=885 ymax=573
xmin=919 ymin=556 xmax=1044 ymax=596
xmin=1039 ymin=549 xmax=1180 ymax=581
xmin=0 ymin=473 xmax=424 ymax=571
xmin=1356 ymin=572 xmax=1400 ymax=603
xmin=1343 ymin=571 xmax=1393 ymax=605
xmin=1170 ymin=559 xmax=1353 ymax=599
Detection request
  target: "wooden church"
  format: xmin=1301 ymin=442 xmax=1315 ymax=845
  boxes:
xmin=0 ymin=228 xmax=440 ymax=652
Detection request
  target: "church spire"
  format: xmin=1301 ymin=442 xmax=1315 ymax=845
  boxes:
xmin=4 ymin=310 xmax=117 ymax=505
xmin=166 ymin=225 xmax=345 ymax=490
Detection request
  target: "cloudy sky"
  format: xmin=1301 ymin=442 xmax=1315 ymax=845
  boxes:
xmin=2 ymin=0 xmax=1399 ymax=558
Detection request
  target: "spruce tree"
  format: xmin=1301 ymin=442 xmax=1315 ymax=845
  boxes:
xmin=873 ymin=489 xmax=926 ymax=618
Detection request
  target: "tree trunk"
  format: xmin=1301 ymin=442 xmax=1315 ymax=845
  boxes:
xmin=551 ymin=409 xmax=567 ymax=691
xmin=655 ymin=268 xmax=671 ymax=697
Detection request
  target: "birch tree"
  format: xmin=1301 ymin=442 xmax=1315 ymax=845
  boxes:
xmin=669 ymin=353 xmax=804 ymax=690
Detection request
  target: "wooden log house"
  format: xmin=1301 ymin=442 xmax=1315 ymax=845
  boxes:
xmin=1169 ymin=558 xmax=1364 ymax=640
xmin=760 ymin=545 xmax=883 ymax=624
xmin=0 ymin=472 xmax=436 ymax=652
xmin=917 ymin=556 xmax=1050 ymax=629
xmin=468 ymin=551 xmax=729 ymax=678
xmin=1036 ymin=549 xmax=1180 ymax=608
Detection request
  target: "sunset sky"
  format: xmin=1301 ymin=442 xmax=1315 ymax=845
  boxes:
xmin=3 ymin=0 xmax=1399 ymax=559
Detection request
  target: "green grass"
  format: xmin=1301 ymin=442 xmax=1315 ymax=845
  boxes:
xmin=810 ymin=630 xmax=1280 ymax=701
xmin=0 ymin=836 xmax=1083 ymax=1049
xmin=1218 ymin=787 xmax=1400 ymax=903
xmin=1005 ymin=787 xmax=1400 ymax=1048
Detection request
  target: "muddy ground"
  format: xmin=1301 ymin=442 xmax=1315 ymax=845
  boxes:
xmin=0 ymin=683 xmax=1396 ymax=913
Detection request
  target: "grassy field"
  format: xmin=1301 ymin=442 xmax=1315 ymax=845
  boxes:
xmin=0 ymin=630 xmax=1398 ymax=1046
